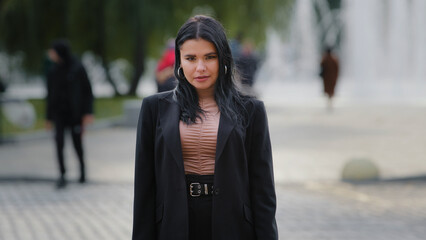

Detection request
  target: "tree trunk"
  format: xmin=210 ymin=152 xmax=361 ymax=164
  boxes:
xmin=100 ymin=53 xmax=121 ymax=96
xmin=128 ymin=28 xmax=144 ymax=96
xmin=95 ymin=0 xmax=120 ymax=96
xmin=127 ymin=4 xmax=144 ymax=96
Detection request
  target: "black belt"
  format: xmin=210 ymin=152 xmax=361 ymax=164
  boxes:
xmin=188 ymin=182 xmax=214 ymax=197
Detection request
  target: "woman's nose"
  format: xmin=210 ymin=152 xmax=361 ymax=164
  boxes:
xmin=196 ymin=60 xmax=206 ymax=72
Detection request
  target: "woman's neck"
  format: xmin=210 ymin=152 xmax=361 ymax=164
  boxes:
xmin=197 ymin=88 xmax=215 ymax=101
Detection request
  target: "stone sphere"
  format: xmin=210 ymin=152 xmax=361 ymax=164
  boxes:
xmin=341 ymin=158 xmax=380 ymax=181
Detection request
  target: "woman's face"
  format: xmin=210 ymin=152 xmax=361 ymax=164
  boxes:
xmin=180 ymin=38 xmax=219 ymax=94
xmin=48 ymin=49 xmax=61 ymax=63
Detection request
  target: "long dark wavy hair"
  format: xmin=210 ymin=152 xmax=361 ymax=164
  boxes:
xmin=174 ymin=15 xmax=251 ymax=127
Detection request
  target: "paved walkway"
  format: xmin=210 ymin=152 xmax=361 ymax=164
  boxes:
xmin=1 ymin=79 xmax=426 ymax=239
xmin=1 ymin=180 xmax=426 ymax=240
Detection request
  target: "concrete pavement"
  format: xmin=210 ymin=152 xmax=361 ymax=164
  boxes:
xmin=1 ymin=179 xmax=426 ymax=240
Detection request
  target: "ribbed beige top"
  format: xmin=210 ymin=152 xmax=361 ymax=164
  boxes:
xmin=179 ymin=95 xmax=220 ymax=175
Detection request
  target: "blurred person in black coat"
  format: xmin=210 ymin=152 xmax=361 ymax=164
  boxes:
xmin=236 ymin=41 xmax=259 ymax=88
xmin=45 ymin=40 xmax=94 ymax=189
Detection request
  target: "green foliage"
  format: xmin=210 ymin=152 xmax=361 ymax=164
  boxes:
xmin=0 ymin=0 xmax=293 ymax=88
xmin=93 ymin=96 xmax=141 ymax=119
xmin=0 ymin=0 xmax=68 ymax=72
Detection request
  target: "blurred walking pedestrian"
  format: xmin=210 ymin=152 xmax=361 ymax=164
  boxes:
xmin=132 ymin=15 xmax=278 ymax=240
xmin=155 ymin=39 xmax=177 ymax=92
xmin=45 ymin=39 xmax=94 ymax=189
xmin=235 ymin=41 xmax=259 ymax=88
xmin=320 ymin=47 xmax=339 ymax=110
xmin=229 ymin=32 xmax=243 ymax=60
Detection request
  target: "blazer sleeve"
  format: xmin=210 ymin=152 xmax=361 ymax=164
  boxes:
xmin=248 ymin=101 xmax=278 ymax=240
xmin=132 ymin=96 xmax=157 ymax=240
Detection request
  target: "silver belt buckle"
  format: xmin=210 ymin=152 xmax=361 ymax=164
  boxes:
xmin=190 ymin=183 xmax=201 ymax=197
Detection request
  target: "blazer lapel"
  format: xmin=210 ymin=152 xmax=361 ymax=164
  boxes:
xmin=159 ymin=95 xmax=185 ymax=172
xmin=215 ymin=113 xmax=235 ymax=163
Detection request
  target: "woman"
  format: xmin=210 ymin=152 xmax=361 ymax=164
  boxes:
xmin=320 ymin=47 xmax=339 ymax=110
xmin=45 ymin=40 xmax=94 ymax=188
xmin=132 ymin=15 xmax=277 ymax=240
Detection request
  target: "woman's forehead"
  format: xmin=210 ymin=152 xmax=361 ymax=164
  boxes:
xmin=180 ymin=39 xmax=217 ymax=55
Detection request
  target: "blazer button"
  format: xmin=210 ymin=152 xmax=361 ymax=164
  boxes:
xmin=214 ymin=188 xmax=220 ymax=195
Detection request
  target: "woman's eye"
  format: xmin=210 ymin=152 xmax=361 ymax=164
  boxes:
xmin=206 ymin=55 xmax=217 ymax=60
xmin=186 ymin=57 xmax=195 ymax=61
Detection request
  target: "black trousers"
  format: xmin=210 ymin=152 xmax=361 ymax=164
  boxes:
xmin=186 ymin=174 xmax=214 ymax=240
xmin=54 ymin=117 xmax=84 ymax=178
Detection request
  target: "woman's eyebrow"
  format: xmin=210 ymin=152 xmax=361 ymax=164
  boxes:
xmin=183 ymin=52 xmax=217 ymax=57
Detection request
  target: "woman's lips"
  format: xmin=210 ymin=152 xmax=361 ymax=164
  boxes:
xmin=195 ymin=76 xmax=209 ymax=82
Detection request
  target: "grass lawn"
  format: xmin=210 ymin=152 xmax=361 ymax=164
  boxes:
xmin=0 ymin=96 xmax=141 ymax=137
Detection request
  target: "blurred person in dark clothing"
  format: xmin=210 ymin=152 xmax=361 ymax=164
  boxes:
xmin=229 ymin=32 xmax=243 ymax=60
xmin=155 ymin=39 xmax=177 ymax=92
xmin=45 ymin=39 xmax=94 ymax=189
xmin=236 ymin=41 xmax=259 ymax=87
xmin=320 ymin=47 xmax=339 ymax=110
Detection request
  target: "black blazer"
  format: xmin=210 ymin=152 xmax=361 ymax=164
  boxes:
xmin=132 ymin=91 xmax=277 ymax=240
xmin=46 ymin=60 xmax=93 ymax=123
